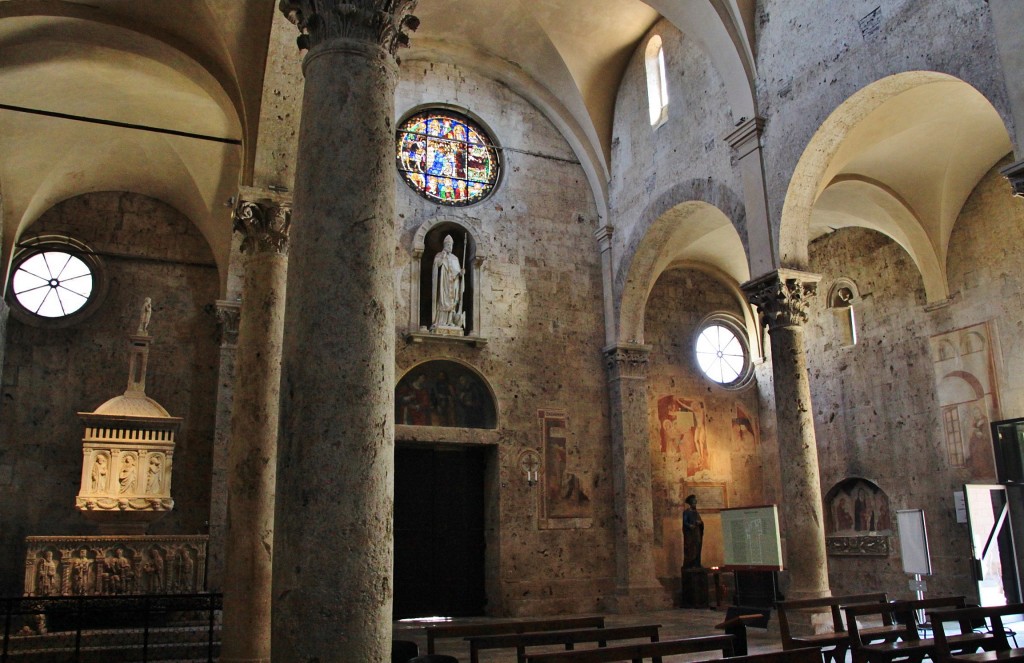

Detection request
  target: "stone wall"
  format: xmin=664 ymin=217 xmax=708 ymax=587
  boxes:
xmin=643 ymin=268 xmax=765 ymax=592
xmin=802 ymin=163 xmax=1024 ymax=600
xmin=608 ymin=19 xmax=745 ymax=295
xmin=0 ymin=192 xmax=220 ymax=596
xmin=756 ymin=0 xmax=1010 ymax=248
xmin=394 ymin=62 xmax=613 ymax=616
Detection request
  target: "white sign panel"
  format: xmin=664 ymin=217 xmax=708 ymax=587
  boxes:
xmin=896 ymin=509 xmax=932 ymax=575
xmin=721 ymin=505 xmax=783 ymax=569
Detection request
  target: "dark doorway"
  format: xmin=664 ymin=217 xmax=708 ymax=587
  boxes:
xmin=394 ymin=444 xmax=487 ymax=619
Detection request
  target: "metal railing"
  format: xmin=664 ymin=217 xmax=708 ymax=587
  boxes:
xmin=1 ymin=593 xmax=222 ymax=663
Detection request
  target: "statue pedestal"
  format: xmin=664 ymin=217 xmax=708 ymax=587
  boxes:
xmin=680 ymin=567 xmax=709 ymax=609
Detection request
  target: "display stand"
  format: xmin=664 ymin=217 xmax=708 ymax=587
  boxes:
xmin=896 ymin=509 xmax=933 ymax=628
xmin=680 ymin=567 xmax=710 ymax=608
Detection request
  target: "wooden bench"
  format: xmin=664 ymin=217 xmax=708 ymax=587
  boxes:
xmin=425 ymin=616 xmax=605 ymax=655
xmin=931 ymin=604 xmax=1024 ymax=662
xmin=845 ymin=596 xmax=990 ymax=663
xmin=466 ymin=624 xmax=660 ymax=663
xmin=715 ymin=606 xmax=771 ymax=656
xmin=697 ymin=647 xmax=825 ymax=663
xmin=522 ymin=633 xmax=734 ymax=662
xmin=777 ymin=592 xmax=897 ymax=663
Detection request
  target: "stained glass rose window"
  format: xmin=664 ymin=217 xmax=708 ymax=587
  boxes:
xmin=396 ymin=110 xmax=499 ymax=206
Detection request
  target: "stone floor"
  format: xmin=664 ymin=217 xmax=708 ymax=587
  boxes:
xmin=392 ymin=607 xmax=785 ymax=662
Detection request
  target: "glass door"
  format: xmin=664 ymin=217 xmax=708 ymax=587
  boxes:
xmin=963 ymin=484 xmax=1019 ymax=605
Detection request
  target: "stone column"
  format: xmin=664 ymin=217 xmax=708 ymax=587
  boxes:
xmin=273 ymin=3 xmax=418 ymax=662
xmin=206 ymin=298 xmax=240 ymax=590
xmin=603 ymin=343 xmax=667 ymax=611
xmin=221 ymin=189 xmax=290 ymax=663
xmin=742 ymin=269 xmax=830 ymax=600
xmin=725 ymin=118 xmax=779 ymax=276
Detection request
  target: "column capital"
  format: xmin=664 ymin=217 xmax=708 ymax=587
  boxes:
xmin=594 ymin=225 xmax=614 ymax=250
xmin=742 ymin=268 xmax=821 ymax=331
xmin=214 ymin=299 xmax=241 ymax=347
xmin=279 ymin=0 xmax=419 ymax=57
xmin=603 ymin=343 xmax=652 ymax=380
xmin=1000 ymin=159 xmax=1024 ymax=198
xmin=232 ymin=187 xmax=292 ymax=256
xmin=724 ymin=116 xmax=766 ymax=157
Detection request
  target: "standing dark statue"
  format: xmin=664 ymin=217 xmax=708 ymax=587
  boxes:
xmin=683 ymin=494 xmax=704 ymax=569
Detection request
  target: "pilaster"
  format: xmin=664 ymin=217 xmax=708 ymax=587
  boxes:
xmin=595 ymin=226 xmax=616 ymax=349
xmin=206 ymin=299 xmax=240 ymax=592
xmin=725 ymin=117 xmax=778 ymax=277
xmin=603 ymin=343 xmax=668 ymax=611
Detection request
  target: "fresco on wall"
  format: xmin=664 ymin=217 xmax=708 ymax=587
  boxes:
xmin=395 ymin=361 xmax=496 ymax=428
xmin=824 ymin=478 xmax=892 ymax=556
xmin=731 ymin=404 xmax=759 ymax=449
xmin=930 ymin=323 xmax=1000 ymax=480
xmin=657 ymin=395 xmax=708 ymax=476
xmin=539 ymin=409 xmax=592 ymax=524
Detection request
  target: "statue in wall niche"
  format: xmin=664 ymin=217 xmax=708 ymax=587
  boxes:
xmin=36 ymin=552 xmax=59 ymax=596
xmin=146 ymin=455 xmax=162 ymax=494
xmin=137 ymin=297 xmax=152 ymax=335
xmin=90 ymin=453 xmax=108 ymax=492
xmin=70 ymin=549 xmax=92 ymax=595
xmin=119 ymin=455 xmax=137 ymax=494
xmin=682 ymin=494 xmax=704 ymax=569
xmin=430 ymin=234 xmax=465 ymax=333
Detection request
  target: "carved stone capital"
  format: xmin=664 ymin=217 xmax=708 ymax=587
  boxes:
xmin=1000 ymin=158 xmax=1024 ymax=198
xmin=232 ymin=187 xmax=291 ymax=256
xmin=215 ymin=300 xmax=241 ymax=347
xmin=278 ymin=0 xmax=419 ymax=57
xmin=742 ymin=269 xmax=822 ymax=331
xmin=603 ymin=343 xmax=652 ymax=381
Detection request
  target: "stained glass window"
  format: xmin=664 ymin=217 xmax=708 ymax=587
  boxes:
xmin=396 ymin=110 xmax=499 ymax=206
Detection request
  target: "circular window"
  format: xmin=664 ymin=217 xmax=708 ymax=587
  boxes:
xmin=7 ymin=236 xmax=106 ymax=326
xmin=694 ymin=318 xmax=750 ymax=387
xmin=396 ymin=109 xmax=499 ymax=206
xmin=12 ymin=251 xmax=94 ymax=317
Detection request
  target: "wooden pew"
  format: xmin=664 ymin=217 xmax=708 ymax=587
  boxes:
xmin=522 ymin=634 xmax=734 ymax=662
xmin=845 ymin=596 xmax=990 ymax=663
xmin=466 ymin=624 xmax=660 ymax=663
xmin=777 ymin=592 xmax=896 ymax=663
xmin=698 ymin=647 xmax=824 ymax=663
xmin=424 ymin=616 xmax=605 ymax=655
xmin=931 ymin=604 xmax=1024 ymax=662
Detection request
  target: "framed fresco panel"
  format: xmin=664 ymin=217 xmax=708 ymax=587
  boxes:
xmin=684 ymin=482 xmax=728 ymax=512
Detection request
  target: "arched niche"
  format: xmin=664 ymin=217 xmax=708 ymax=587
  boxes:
xmin=409 ymin=217 xmax=487 ymax=340
xmin=825 ymin=478 xmax=892 ymax=536
xmin=395 ymin=360 xmax=497 ymax=429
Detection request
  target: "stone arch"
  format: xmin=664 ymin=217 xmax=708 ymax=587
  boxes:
xmin=615 ymin=180 xmax=748 ymax=346
xmin=779 ymin=72 xmax=1013 ymax=306
xmin=395 ymin=359 xmax=498 ymax=429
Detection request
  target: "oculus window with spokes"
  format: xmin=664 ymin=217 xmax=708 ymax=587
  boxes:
xmin=695 ymin=320 xmax=749 ymax=387
xmin=12 ymin=250 xmax=94 ymax=317
xmin=396 ymin=109 xmax=500 ymax=206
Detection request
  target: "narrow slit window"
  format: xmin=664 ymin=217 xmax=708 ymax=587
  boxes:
xmin=645 ymin=36 xmax=669 ymax=127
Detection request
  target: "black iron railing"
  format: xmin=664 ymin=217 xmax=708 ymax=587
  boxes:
xmin=0 ymin=593 xmax=222 ymax=663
